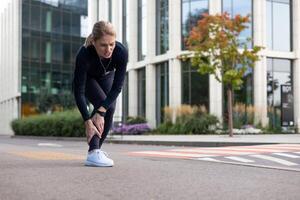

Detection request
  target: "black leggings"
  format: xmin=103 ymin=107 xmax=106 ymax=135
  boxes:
xmin=85 ymin=71 xmax=116 ymax=151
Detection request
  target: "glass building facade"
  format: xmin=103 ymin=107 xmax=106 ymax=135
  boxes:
xmin=181 ymin=0 xmax=208 ymax=50
xmin=138 ymin=0 xmax=147 ymax=61
xmin=21 ymin=0 xmax=87 ymax=116
xmin=156 ymin=0 xmax=169 ymax=55
xmin=181 ymin=61 xmax=209 ymax=109
xmin=122 ymin=73 xmax=129 ymax=123
xmin=137 ymin=67 xmax=146 ymax=118
xmin=87 ymin=0 xmax=299 ymax=130
xmin=222 ymin=0 xmax=253 ymax=48
xmin=156 ymin=62 xmax=169 ymax=124
xmin=221 ymin=0 xmax=254 ymax=126
xmin=267 ymin=0 xmax=292 ymax=51
xmin=267 ymin=58 xmax=292 ymax=129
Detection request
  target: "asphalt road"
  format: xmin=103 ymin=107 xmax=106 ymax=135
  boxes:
xmin=0 ymin=136 xmax=300 ymax=200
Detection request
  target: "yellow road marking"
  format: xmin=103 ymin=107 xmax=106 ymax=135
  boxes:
xmin=8 ymin=151 xmax=84 ymax=160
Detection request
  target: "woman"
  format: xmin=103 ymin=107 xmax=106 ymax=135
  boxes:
xmin=73 ymin=21 xmax=128 ymax=167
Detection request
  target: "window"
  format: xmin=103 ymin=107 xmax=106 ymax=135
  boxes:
xmin=156 ymin=62 xmax=169 ymax=125
xmin=137 ymin=68 xmax=146 ymax=117
xmin=222 ymin=0 xmax=252 ymax=48
xmin=267 ymin=0 xmax=292 ymax=51
xmin=138 ymin=0 xmax=147 ymax=61
xmin=182 ymin=0 xmax=208 ymax=50
xmin=223 ymin=65 xmax=254 ymax=127
xmin=31 ymin=5 xmax=41 ymax=30
xmin=108 ymin=0 xmax=112 ymax=22
xmin=122 ymin=73 xmax=129 ymax=123
xmin=21 ymin=0 xmax=88 ymax=115
xmin=267 ymin=58 xmax=292 ymax=129
xmin=122 ymin=0 xmax=130 ymax=48
xmin=156 ymin=0 xmax=169 ymax=55
xmin=181 ymin=61 xmax=209 ymax=108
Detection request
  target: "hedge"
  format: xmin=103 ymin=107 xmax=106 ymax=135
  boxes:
xmin=11 ymin=110 xmax=85 ymax=137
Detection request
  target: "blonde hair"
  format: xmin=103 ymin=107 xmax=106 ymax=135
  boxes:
xmin=84 ymin=21 xmax=116 ymax=47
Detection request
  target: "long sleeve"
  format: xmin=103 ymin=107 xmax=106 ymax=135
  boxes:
xmin=73 ymin=48 xmax=90 ymax=121
xmin=99 ymin=46 xmax=128 ymax=110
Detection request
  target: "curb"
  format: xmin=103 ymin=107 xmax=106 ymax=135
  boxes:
xmin=11 ymin=135 xmax=279 ymax=147
xmin=105 ymin=139 xmax=278 ymax=147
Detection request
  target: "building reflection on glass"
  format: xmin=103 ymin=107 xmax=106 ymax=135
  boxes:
xmin=21 ymin=0 xmax=87 ymax=116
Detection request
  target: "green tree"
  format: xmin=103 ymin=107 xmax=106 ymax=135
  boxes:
xmin=185 ymin=13 xmax=262 ymax=136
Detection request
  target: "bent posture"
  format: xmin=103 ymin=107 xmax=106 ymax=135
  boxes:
xmin=73 ymin=21 xmax=128 ymax=167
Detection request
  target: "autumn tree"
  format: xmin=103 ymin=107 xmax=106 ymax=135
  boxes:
xmin=185 ymin=13 xmax=262 ymax=137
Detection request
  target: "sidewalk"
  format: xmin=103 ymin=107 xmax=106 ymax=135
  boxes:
xmin=106 ymin=134 xmax=300 ymax=147
xmin=9 ymin=134 xmax=300 ymax=147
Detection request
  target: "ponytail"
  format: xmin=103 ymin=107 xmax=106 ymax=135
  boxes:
xmin=84 ymin=33 xmax=93 ymax=47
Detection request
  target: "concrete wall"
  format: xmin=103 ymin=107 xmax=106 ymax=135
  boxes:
xmin=0 ymin=0 xmax=21 ymax=135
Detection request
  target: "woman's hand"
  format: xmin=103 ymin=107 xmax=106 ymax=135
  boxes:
xmin=84 ymin=119 xmax=100 ymax=144
xmin=91 ymin=110 xmax=105 ymax=137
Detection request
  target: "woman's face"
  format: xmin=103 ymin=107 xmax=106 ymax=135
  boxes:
xmin=93 ymin=34 xmax=116 ymax=58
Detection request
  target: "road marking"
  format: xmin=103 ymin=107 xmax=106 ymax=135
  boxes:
xmin=225 ymin=156 xmax=254 ymax=163
xmin=38 ymin=143 xmax=62 ymax=147
xmin=169 ymin=149 xmax=251 ymax=155
xmin=8 ymin=151 xmax=84 ymax=160
xmin=129 ymin=151 xmax=217 ymax=158
xmin=250 ymin=154 xmax=298 ymax=166
xmin=193 ymin=157 xmax=220 ymax=162
xmin=215 ymin=148 xmax=287 ymax=153
xmin=273 ymin=153 xmax=300 ymax=158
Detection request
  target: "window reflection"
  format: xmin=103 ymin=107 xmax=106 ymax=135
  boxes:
xmin=156 ymin=0 xmax=169 ymax=55
xmin=122 ymin=73 xmax=129 ymax=123
xmin=267 ymin=0 xmax=291 ymax=51
xmin=137 ymin=68 xmax=146 ymax=118
xmin=21 ymin=0 xmax=87 ymax=116
xmin=138 ymin=0 xmax=147 ymax=61
xmin=267 ymin=58 xmax=292 ymax=129
xmin=156 ymin=62 xmax=169 ymax=125
xmin=222 ymin=0 xmax=252 ymax=48
xmin=181 ymin=61 xmax=209 ymax=109
xmin=181 ymin=0 xmax=208 ymax=50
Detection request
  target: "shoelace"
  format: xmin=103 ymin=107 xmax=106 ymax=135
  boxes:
xmin=101 ymin=151 xmax=109 ymax=157
xmin=96 ymin=150 xmax=109 ymax=157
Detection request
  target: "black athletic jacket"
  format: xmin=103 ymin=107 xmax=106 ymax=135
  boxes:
xmin=73 ymin=41 xmax=128 ymax=121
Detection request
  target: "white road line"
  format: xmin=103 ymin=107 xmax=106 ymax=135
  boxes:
xmin=250 ymin=155 xmax=298 ymax=166
xmin=216 ymin=148 xmax=287 ymax=153
xmin=169 ymin=149 xmax=251 ymax=155
xmin=273 ymin=153 xmax=300 ymax=158
xmin=193 ymin=157 xmax=220 ymax=162
xmin=295 ymin=152 xmax=300 ymax=155
xmin=38 ymin=143 xmax=62 ymax=147
xmin=225 ymin=156 xmax=254 ymax=163
xmin=254 ymin=146 xmax=300 ymax=150
xmin=132 ymin=151 xmax=217 ymax=158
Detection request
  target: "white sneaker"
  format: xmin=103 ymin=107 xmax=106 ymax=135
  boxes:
xmin=85 ymin=149 xmax=114 ymax=167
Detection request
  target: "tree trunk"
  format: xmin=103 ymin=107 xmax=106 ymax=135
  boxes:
xmin=227 ymin=86 xmax=233 ymax=137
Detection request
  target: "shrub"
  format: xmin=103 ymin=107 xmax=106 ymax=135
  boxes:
xmin=112 ymin=123 xmax=151 ymax=135
xmin=156 ymin=105 xmax=219 ymax=134
xmin=11 ymin=110 xmax=85 ymax=137
xmin=183 ymin=114 xmax=219 ymax=134
xmin=126 ymin=116 xmax=147 ymax=124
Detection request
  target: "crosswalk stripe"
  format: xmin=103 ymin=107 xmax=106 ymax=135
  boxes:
xmin=273 ymin=153 xmax=300 ymax=158
xmin=130 ymin=151 xmax=217 ymax=158
xmin=225 ymin=156 xmax=254 ymax=163
xmin=250 ymin=155 xmax=298 ymax=166
xmin=253 ymin=146 xmax=300 ymax=150
xmin=216 ymin=148 xmax=288 ymax=153
xmin=169 ymin=149 xmax=251 ymax=155
xmin=193 ymin=158 xmax=220 ymax=162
